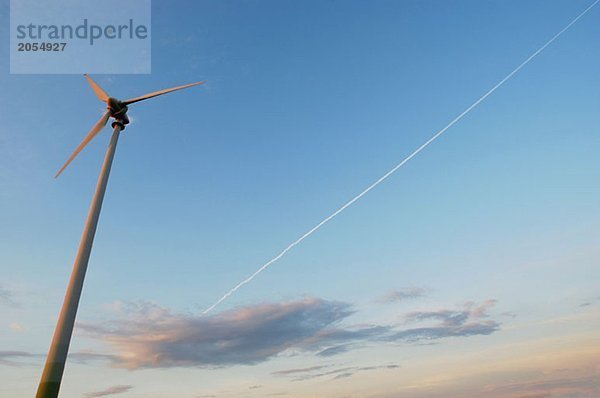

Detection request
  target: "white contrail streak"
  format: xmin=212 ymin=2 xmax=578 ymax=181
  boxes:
xmin=202 ymin=0 xmax=599 ymax=314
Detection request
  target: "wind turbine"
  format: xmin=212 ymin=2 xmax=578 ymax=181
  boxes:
xmin=36 ymin=75 xmax=204 ymax=398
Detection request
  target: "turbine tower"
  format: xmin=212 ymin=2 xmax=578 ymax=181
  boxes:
xmin=36 ymin=75 xmax=204 ymax=398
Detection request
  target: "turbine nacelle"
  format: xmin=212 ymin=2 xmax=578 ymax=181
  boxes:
xmin=107 ymin=97 xmax=129 ymax=125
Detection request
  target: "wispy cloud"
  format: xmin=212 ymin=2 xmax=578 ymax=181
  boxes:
xmin=578 ymin=296 xmax=600 ymax=308
xmin=271 ymin=365 xmax=329 ymax=376
xmin=0 ymin=285 xmax=17 ymax=306
xmin=68 ymin=352 xmax=118 ymax=364
xmin=84 ymin=385 xmax=133 ymax=398
xmin=274 ymin=363 xmax=401 ymax=382
xmin=389 ymin=299 xmax=499 ymax=342
xmin=0 ymin=350 xmax=38 ymax=366
xmin=0 ymin=350 xmax=115 ymax=367
xmin=78 ymin=298 xmax=500 ymax=369
xmin=316 ymin=344 xmax=351 ymax=357
xmin=377 ymin=287 xmax=428 ymax=304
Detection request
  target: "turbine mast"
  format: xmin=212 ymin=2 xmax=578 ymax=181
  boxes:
xmin=36 ymin=122 xmax=124 ymax=398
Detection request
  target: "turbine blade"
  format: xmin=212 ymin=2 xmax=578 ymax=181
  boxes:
xmin=84 ymin=74 xmax=109 ymax=102
xmin=55 ymin=111 xmax=110 ymax=178
xmin=123 ymin=81 xmax=204 ymax=105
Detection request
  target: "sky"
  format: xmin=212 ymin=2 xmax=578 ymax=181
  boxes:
xmin=1 ymin=0 xmax=599 ymax=397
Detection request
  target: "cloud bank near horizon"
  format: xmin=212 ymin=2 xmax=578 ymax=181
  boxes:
xmin=77 ymin=297 xmax=500 ymax=369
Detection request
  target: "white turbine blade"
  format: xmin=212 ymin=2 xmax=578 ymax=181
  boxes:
xmin=84 ymin=74 xmax=109 ymax=102
xmin=55 ymin=111 xmax=110 ymax=178
xmin=123 ymin=81 xmax=204 ymax=105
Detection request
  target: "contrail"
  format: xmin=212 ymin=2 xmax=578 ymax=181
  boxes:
xmin=202 ymin=0 xmax=599 ymax=314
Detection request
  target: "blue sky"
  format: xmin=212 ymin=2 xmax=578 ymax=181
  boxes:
xmin=1 ymin=1 xmax=599 ymax=397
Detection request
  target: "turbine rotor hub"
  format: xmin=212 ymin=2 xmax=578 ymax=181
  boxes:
xmin=107 ymin=97 xmax=129 ymax=126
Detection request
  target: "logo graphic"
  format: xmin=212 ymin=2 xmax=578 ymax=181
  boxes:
xmin=10 ymin=0 xmax=151 ymax=74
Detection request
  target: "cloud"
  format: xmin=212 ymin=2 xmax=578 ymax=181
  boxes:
xmin=68 ymin=352 xmax=118 ymax=364
xmin=578 ymin=296 xmax=600 ymax=308
xmin=79 ymin=298 xmax=500 ymax=369
xmin=275 ymin=364 xmax=401 ymax=382
xmin=271 ymin=365 xmax=329 ymax=376
xmin=509 ymin=394 xmax=550 ymax=398
xmin=389 ymin=299 xmax=499 ymax=342
xmin=0 ymin=350 xmax=114 ymax=367
xmin=0 ymin=351 xmax=38 ymax=366
xmin=316 ymin=344 xmax=351 ymax=357
xmin=0 ymin=285 xmax=17 ymax=306
xmin=84 ymin=385 xmax=133 ymax=398
xmin=78 ymin=298 xmax=354 ymax=369
xmin=299 ymin=324 xmax=390 ymax=354
xmin=377 ymin=287 xmax=428 ymax=304
xmin=333 ymin=372 xmax=353 ymax=379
